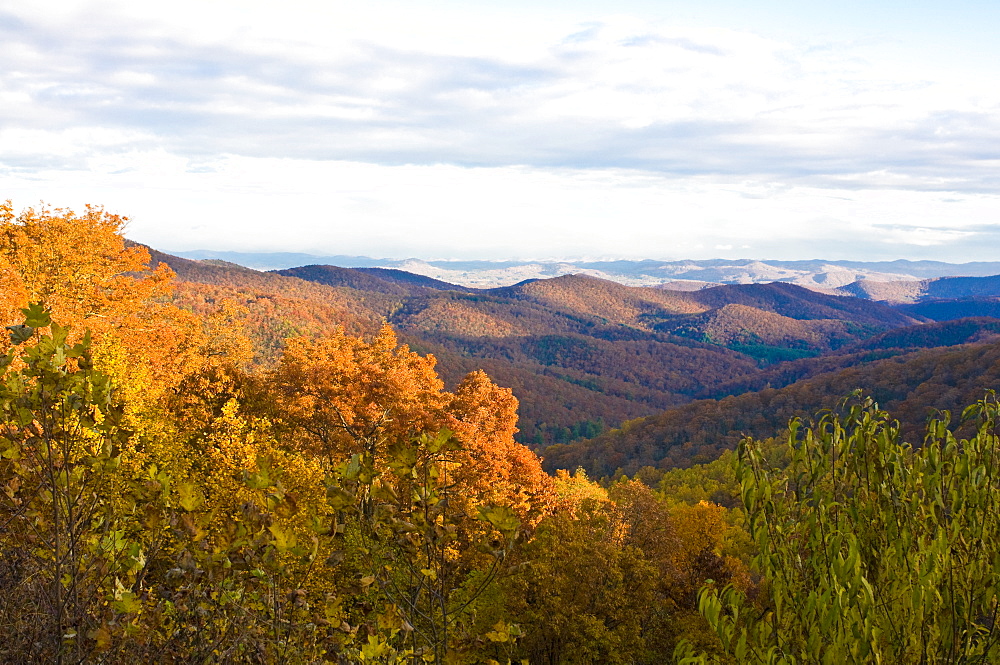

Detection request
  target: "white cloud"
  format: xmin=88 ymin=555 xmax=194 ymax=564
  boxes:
xmin=5 ymin=152 xmax=999 ymax=261
xmin=1 ymin=0 xmax=999 ymax=260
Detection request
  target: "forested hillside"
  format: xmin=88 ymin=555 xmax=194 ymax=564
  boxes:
xmin=0 ymin=202 xmax=753 ymax=662
xmin=545 ymin=331 xmax=1000 ymax=475
xmin=151 ymin=256 xmax=926 ymax=445
xmin=4 ymin=202 xmax=1000 ymax=663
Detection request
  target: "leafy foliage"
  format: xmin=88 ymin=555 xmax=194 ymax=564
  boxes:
xmin=8 ymin=199 xmax=1000 ymax=664
xmin=680 ymin=393 xmax=1000 ymax=663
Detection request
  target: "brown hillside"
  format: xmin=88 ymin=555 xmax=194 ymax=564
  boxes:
xmin=390 ymin=291 xmax=605 ymax=337
xmin=402 ymin=337 xmax=687 ymax=445
xmin=419 ymin=333 xmax=758 ymax=398
xmin=692 ymin=282 xmax=921 ymax=327
xmin=656 ymin=303 xmax=856 ymax=350
xmin=493 ymin=274 xmax=707 ymax=328
xmin=543 ymin=338 xmax=1000 ymax=476
xmin=397 ymin=299 xmax=526 ymax=337
xmin=147 ymin=248 xmax=391 ymax=361
xmin=274 ymin=264 xmax=476 ymax=295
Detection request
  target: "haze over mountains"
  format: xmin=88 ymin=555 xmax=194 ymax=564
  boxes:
xmin=174 ymin=250 xmax=1000 ymax=291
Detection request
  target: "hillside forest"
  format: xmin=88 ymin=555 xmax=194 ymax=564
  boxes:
xmin=3 ymin=201 xmax=1000 ymax=663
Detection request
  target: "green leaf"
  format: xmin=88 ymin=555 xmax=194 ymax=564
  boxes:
xmin=326 ymin=486 xmax=355 ymax=510
xmin=344 ymin=454 xmax=362 ymax=481
xmin=386 ymin=440 xmax=418 ymax=476
xmin=426 ymin=428 xmax=455 ymax=453
xmin=478 ymin=505 xmax=520 ymax=537
xmin=245 ymin=467 xmax=273 ymax=490
xmin=21 ymin=303 xmax=52 ymax=328
xmin=268 ymin=524 xmax=297 ymax=552
xmin=485 ymin=621 xmax=513 ymax=642
xmin=6 ymin=325 xmax=33 ymax=344
xmin=177 ymin=482 xmax=204 ymax=511
xmin=0 ymin=438 xmax=21 ymax=460
xmin=113 ymin=591 xmax=142 ymax=614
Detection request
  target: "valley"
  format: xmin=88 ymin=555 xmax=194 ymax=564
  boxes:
xmin=152 ymin=247 xmax=1000 ymax=470
xmin=5 ymin=205 xmax=1000 ymax=662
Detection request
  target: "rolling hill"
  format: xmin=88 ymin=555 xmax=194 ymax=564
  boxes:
xmin=146 ymin=248 xmax=1000 ymax=452
xmin=543 ymin=333 xmax=1000 ymax=476
xmin=275 ymin=265 xmax=478 ymax=295
xmin=838 ymin=274 xmax=1000 ymax=304
xmin=170 ymin=250 xmax=1000 ymax=288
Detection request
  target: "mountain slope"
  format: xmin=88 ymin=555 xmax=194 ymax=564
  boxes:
xmin=150 ymin=249 xmax=953 ymax=448
xmin=699 ymin=317 xmax=1000 ymax=399
xmin=147 ymin=248 xmax=392 ymax=354
xmin=491 ymin=274 xmax=708 ymax=326
xmin=655 ymin=304 xmax=858 ymax=351
xmin=838 ymin=274 xmax=1000 ymax=305
xmin=691 ymin=282 xmax=921 ymax=327
xmin=274 ymin=265 xmax=476 ymax=295
xmin=543 ymin=337 xmax=1000 ymax=475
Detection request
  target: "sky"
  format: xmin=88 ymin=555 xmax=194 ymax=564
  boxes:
xmin=2 ymin=0 xmax=999 ymax=262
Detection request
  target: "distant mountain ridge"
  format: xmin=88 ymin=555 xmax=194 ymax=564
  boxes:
xmin=146 ymin=246 xmax=1000 ymax=458
xmin=275 ymin=265 xmax=479 ymax=295
xmin=147 ymin=248 xmax=928 ymax=444
xmin=168 ymin=250 xmax=1000 ymax=289
xmin=838 ymin=275 xmax=1000 ymax=303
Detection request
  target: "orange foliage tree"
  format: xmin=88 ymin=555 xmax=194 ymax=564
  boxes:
xmin=0 ymin=201 xmax=172 ymax=327
xmin=0 ymin=201 xmax=209 ymax=412
xmin=445 ymin=370 xmax=554 ymax=523
xmin=270 ymin=325 xmax=447 ymax=462
xmin=268 ymin=326 xmax=554 ymax=527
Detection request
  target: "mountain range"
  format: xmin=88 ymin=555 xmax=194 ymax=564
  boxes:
xmin=145 ymin=246 xmax=1000 ymax=464
xmin=173 ymin=251 xmax=1000 ymax=290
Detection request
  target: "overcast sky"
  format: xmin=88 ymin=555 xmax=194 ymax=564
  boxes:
xmin=2 ymin=0 xmax=999 ymax=261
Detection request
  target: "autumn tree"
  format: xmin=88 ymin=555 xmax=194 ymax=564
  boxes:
xmin=270 ymin=325 xmax=447 ymax=464
xmin=0 ymin=201 xmax=210 ymax=414
xmin=0 ymin=201 xmax=172 ymax=326
xmin=497 ymin=472 xmax=659 ymax=664
xmin=0 ymin=307 xmax=145 ymax=662
xmin=268 ymin=327 xmax=554 ymax=521
xmin=324 ymin=429 xmax=526 ymax=661
xmin=445 ymin=370 xmax=554 ymax=525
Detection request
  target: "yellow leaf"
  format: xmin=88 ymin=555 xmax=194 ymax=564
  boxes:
xmin=177 ymin=483 xmax=204 ymax=512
